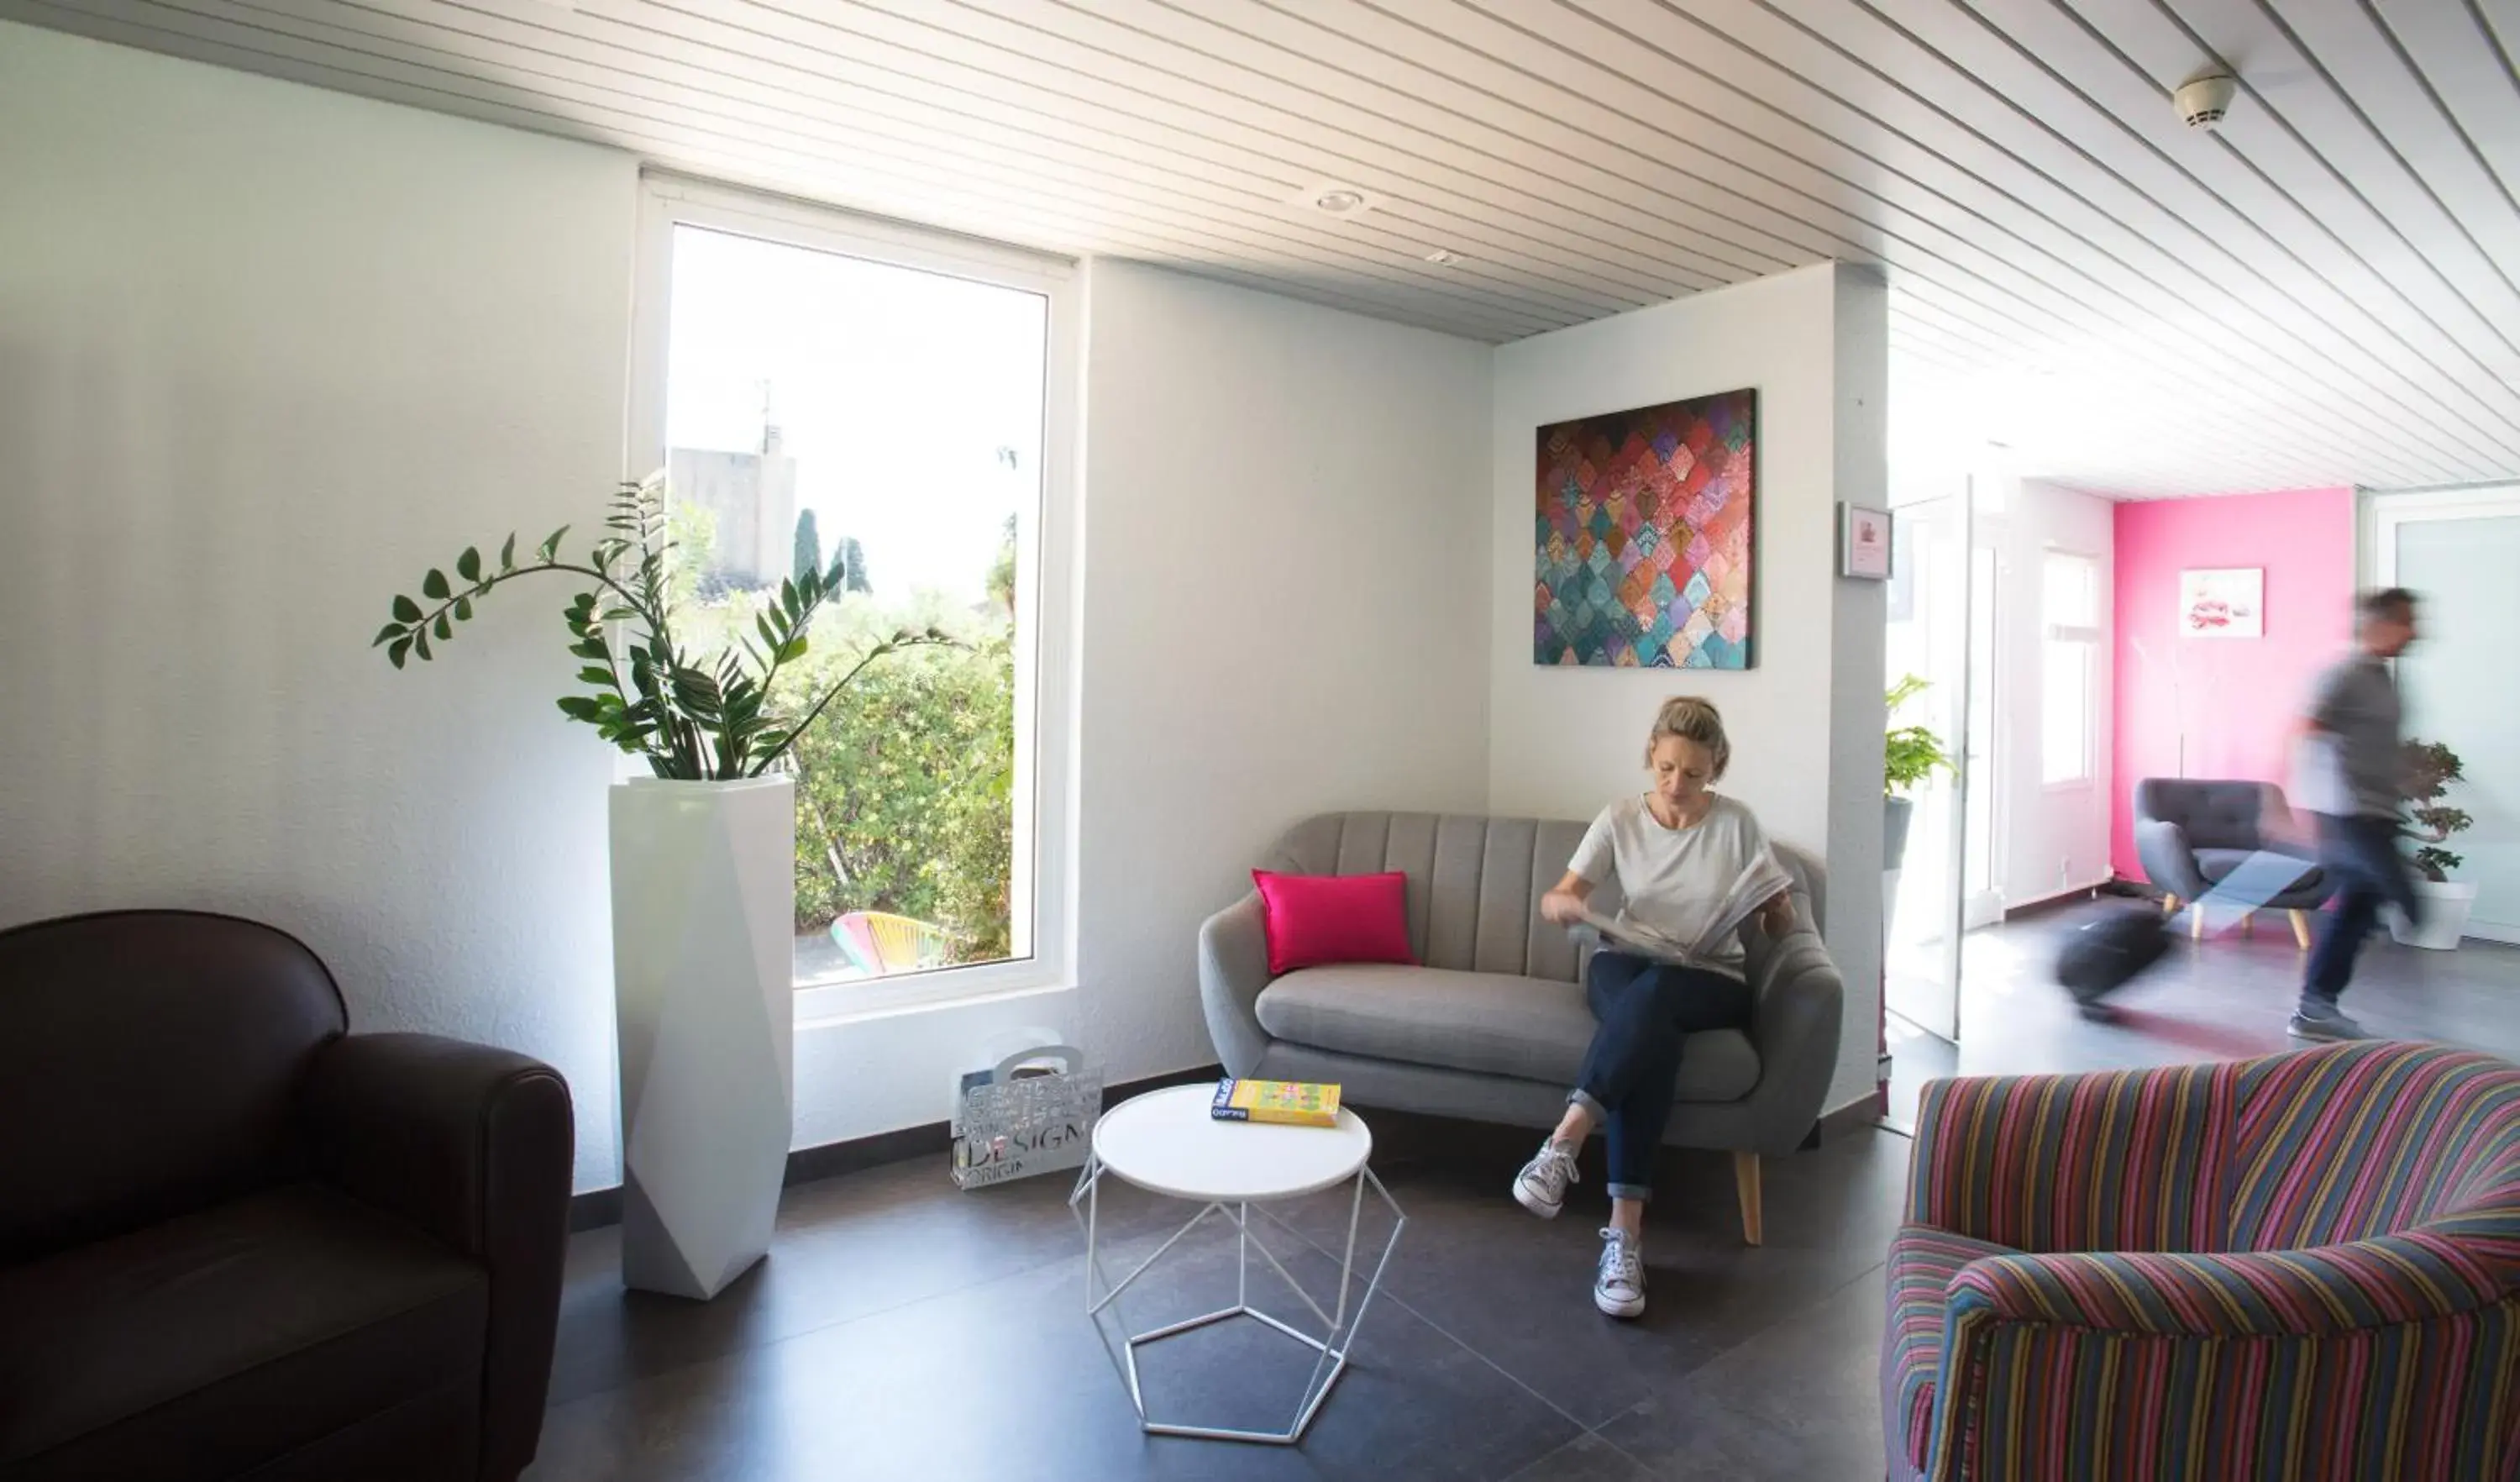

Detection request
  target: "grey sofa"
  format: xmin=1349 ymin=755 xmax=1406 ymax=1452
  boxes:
xmin=1197 ymin=812 xmax=1844 ymax=1244
xmin=2133 ymin=779 xmax=2328 ymax=946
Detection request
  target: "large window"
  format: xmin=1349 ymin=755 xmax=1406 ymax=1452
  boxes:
xmin=2041 ymin=551 xmax=2100 ymax=786
xmin=632 ymin=179 xmax=1074 ymax=1012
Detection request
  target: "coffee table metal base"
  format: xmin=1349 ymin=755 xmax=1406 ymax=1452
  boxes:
xmin=1068 ymin=1156 xmax=1404 ymax=1445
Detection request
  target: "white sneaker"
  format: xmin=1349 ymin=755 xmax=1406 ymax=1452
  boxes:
xmin=1595 ymin=1227 xmax=1646 ymax=1318
xmin=1513 ymin=1139 xmax=1580 ymax=1218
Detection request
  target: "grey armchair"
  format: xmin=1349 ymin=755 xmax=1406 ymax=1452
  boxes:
xmin=1197 ymin=812 xmax=1845 ymax=1244
xmin=2132 ymin=779 xmax=2328 ymax=945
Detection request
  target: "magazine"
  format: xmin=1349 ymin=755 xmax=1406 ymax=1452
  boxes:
xmin=1572 ymin=847 xmax=1795 ymax=966
xmin=1210 ymin=1078 xmax=1342 ymax=1127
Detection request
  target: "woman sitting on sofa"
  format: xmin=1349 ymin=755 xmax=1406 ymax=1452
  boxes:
xmin=1522 ymin=695 xmax=1794 ymax=1318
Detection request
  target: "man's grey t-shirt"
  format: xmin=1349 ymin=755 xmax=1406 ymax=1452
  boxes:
xmin=1568 ymin=793 xmax=1767 ymax=978
xmin=2305 ymin=654 xmax=2402 ymax=818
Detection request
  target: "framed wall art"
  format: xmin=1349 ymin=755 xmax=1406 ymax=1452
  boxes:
xmin=1534 ymin=388 xmax=1756 ymax=669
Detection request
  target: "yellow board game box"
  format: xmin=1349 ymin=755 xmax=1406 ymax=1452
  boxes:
xmin=1210 ymin=1078 xmax=1341 ymax=1127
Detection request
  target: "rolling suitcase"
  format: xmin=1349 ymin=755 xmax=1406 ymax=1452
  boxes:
xmin=2054 ymin=849 xmax=2324 ymax=1012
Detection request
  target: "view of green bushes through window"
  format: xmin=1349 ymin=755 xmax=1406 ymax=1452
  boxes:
xmin=668 ymin=503 xmax=1017 ymax=978
xmin=659 ymin=222 xmax=1043 ymax=985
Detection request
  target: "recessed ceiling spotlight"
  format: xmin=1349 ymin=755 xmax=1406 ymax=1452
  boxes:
xmin=1425 ymin=249 xmax=1464 ymax=265
xmin=1288 ymin=181 xmax=1381 ymax=218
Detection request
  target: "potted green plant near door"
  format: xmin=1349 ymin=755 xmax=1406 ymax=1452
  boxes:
xmin=2390 ymin=738 xmax=2476 ymax=951
xmin=1885 ymin=675 xmax=1956 ymax=877
xmin=371 ymin=475 xmax=942 ymax=1299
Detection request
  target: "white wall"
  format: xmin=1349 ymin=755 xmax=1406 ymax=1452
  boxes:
xmin=1488 ymin=263 xmax=1888 ymax=1114
xmin=1069 ymin=260 xmax=1494 ymax=1080
xmin=1986 ymin=476 xmax=2116 ymax=907
xmin=0 ymin=23 xmax=638 ymax=1190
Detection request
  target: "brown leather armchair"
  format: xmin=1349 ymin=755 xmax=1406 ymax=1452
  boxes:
xmin=0 ymin=911 xmax=574 ymax=1482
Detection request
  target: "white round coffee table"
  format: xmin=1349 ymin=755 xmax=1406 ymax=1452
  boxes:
xmin=1068 ymin=1084 xmax=1404 ymax=1445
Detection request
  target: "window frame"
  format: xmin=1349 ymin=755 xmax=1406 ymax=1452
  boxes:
xmin=627 ymin=172 xmax=1080 ymax=1023
xmin=2039 ymin=549 xmax=2102 ymax=789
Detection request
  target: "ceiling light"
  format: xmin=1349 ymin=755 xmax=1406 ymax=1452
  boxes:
xmin=1425 ymin=249 xmax=1464 ymax=265
xmin=1288 ymin=181 xmax=1381 ymax=218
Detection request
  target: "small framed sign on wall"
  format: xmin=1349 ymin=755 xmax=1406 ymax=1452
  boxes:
xmin=1839 ymin=503 xmax=1893 ymax=580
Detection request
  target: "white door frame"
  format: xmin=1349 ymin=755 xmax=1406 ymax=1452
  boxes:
xmin=2364 ymin=485 xmax=2520 ymax=584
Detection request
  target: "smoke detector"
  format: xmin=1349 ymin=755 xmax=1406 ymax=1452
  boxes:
xmin=1289 ymin=181 xmax=1381 ymax=218
xmin=1424 ymin=248 xmax=1464 ymax=266
xmin=2176 ymin=70 xmax=2236 ymax=129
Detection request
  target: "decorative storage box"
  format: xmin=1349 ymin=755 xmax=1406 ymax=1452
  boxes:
xmin=951 ymin=1043 xmax=1103 ymax=1190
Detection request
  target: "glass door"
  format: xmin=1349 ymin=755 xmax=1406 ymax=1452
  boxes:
xmin=1884 ymin=481 xmax=1974 ymax=1043
xmin=2381 ymin=489 xmax=2520 ymax=943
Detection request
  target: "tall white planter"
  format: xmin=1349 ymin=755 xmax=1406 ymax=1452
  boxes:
xmin=611 ymin=775 xmax=795 ymax=1300
xmin=2389 ymin=880 xmax=2478 ymax=951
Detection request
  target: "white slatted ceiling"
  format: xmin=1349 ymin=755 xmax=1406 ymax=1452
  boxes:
xmin=9 ymin=0 xmax=2518 ymax=498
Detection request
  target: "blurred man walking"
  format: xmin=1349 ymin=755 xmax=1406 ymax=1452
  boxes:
xmin=2292 ymin=588 xmax=2422 ymax=1042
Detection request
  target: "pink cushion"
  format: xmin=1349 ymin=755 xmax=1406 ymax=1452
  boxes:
xmin=1252 ymin=870 xmax=1416 ymax=976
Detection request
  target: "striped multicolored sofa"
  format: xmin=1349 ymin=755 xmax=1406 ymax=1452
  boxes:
xmin=1884 ymin=1041 xmax=2520 ymax=1481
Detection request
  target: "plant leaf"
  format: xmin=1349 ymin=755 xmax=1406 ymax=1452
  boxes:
xmin=538 ymin=526 xmax=568 ymax=564
xmin=500 ymin=533 xmax=517 ymax=570
xmin=457 ymin=547 xmax=481 ymax=582
xmin=578 ymin=665 xmax=614 ymax=687
xmin=453 ymin=596 xmax=473 ymax=621
xmin=423 ymin=569 xmax=451 ymax=600
xmin=413 ymin=628 xmax=432 ymax=661
xmin=433 ymin=613 xmax=453 ymax=641
xmin=371 ymin=623 xmax=406 ymax=647
xmin=388 ymin=637 xmax=412 ymax=669
xmin=392 ymin=595 xmax=424 ymax=623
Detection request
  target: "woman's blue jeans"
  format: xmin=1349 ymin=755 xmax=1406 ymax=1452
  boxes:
xmin=1571 ymin=950 xmax=1752 ymax=1201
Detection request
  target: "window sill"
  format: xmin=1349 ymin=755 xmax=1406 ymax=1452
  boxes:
xmin=793 ymin=957 xmax=1074 ymax=1027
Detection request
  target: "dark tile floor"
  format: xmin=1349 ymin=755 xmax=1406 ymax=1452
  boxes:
xmin=524 ymin=1117 xmax=1905 ymax=1482
xmin=1887 ymin=905 xmax=2520 ymax=1130
xmin=522 ymin=915 xmax=2518 ymax=1482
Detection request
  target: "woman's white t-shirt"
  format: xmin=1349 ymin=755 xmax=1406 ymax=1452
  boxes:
xmin=1567 ymin=793 xmax=1770 ymax=978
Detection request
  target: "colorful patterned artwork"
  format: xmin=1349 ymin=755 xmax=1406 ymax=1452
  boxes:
xmin=1534 ymin=389 xmax=1756 ymax=669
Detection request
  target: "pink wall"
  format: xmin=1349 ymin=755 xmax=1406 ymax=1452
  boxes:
xmin=2111 ymin=487 xmax=2357 ymax=880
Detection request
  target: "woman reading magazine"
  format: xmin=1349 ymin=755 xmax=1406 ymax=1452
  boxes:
xmin=1520 ymin=696 xmax=1795 ymax=1319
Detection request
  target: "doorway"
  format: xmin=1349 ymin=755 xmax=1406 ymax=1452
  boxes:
xmin=1883 ymin=476 xmax=2008 ymax=1128
xmin=1884 ymin=480 xmax=1997 ymax=1044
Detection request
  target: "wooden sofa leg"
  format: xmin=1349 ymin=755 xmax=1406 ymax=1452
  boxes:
xmin=1732 ymin=1151 xmax=1764 ymax=1247
xmin=2161 ymin=893 xmax=2180 ymax=916
xmin=2290 ymin=909 xmax=2314 ymax=950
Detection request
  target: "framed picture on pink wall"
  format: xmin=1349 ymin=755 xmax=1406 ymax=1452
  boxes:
xmin=2179 ymin=566 xmax=2264 ymax=639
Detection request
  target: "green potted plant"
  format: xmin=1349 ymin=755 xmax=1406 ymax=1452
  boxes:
xmin=2389 ymin=738 xmax=2475 ymax=951
xmin=373 ymin=475 xmax=942 ymax=1300
xmin=1884 ymin=674 xmax=1956 ymax=878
